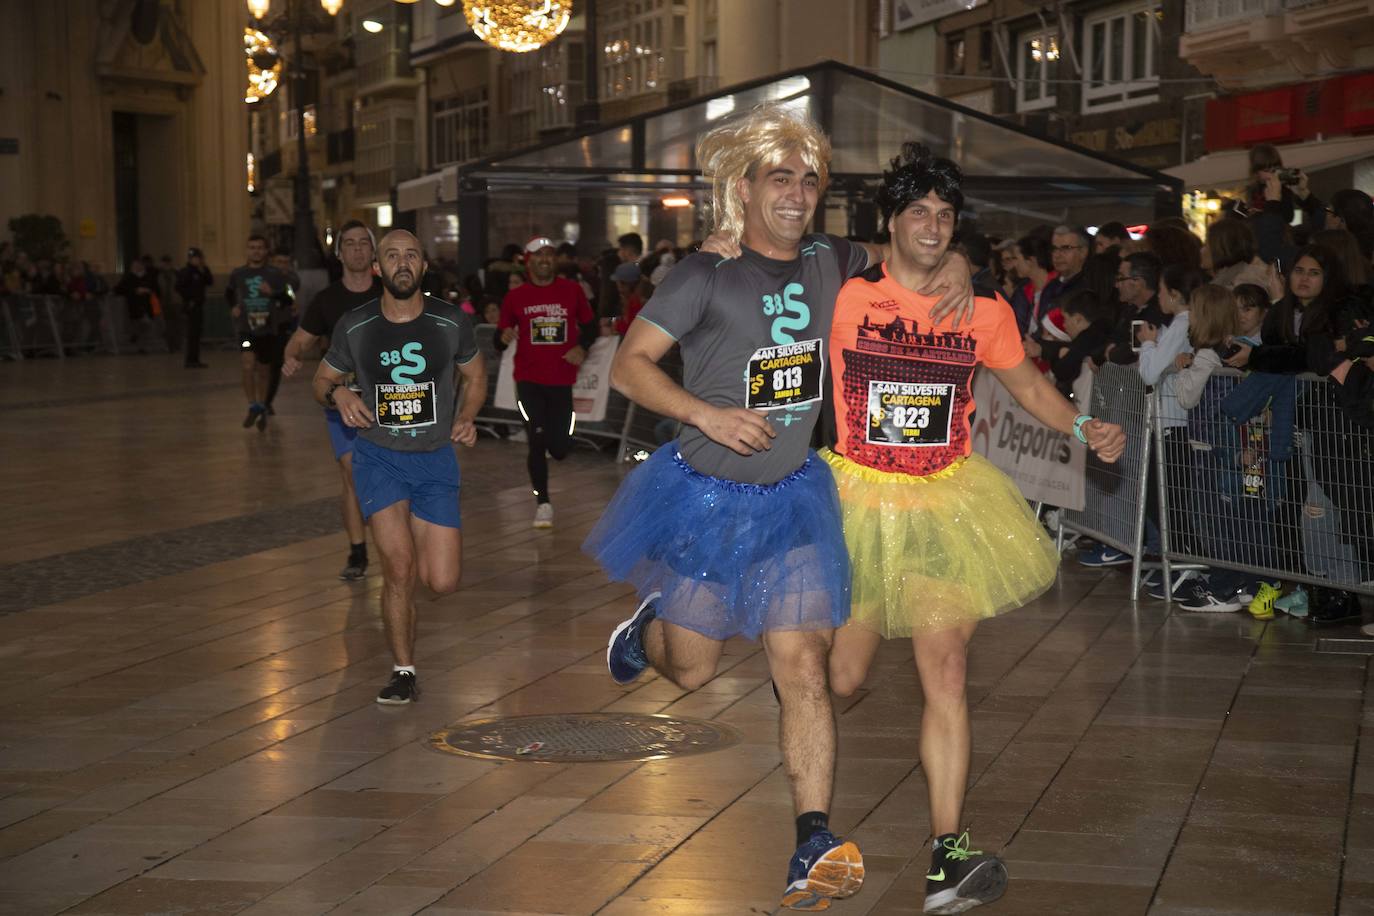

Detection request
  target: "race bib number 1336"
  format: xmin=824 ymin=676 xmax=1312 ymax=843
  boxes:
xmin=376 ymin=382 xmax=437 ymax=429
xmin=746 ymin=339 xmax=823 ymax=410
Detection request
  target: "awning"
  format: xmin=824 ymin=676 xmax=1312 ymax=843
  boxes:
xmin=1166 ymin=134 xmax=1374 ymax=190
xmin=395 ymin=166 xmax=460 ymax=212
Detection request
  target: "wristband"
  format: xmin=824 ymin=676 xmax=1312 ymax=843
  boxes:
xmin=325 ymin=382 xmax=343 ymax=407
xmin=1073 ymin=414 xmax=1093 ymax=444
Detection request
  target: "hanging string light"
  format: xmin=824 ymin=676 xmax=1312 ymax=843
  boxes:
xmin=463 ymin=0 xmax=571 ymax=53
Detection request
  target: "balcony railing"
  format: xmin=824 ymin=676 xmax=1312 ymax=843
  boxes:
xmin=1186 ymin=0 xmax=1282 ymax=30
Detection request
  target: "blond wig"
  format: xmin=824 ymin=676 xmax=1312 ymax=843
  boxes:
xmin=695 ymin=102 xmax=831 ymax=240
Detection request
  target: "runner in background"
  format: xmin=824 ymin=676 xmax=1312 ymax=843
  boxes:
xmin=497 ymin=236 xmax=597 ymax=529
xmin=284 ymin=220 xmax=384 ymax=579
xmin=226 ymin=234 xmax=291 ymax=430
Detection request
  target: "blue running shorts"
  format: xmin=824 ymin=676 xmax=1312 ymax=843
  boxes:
xmin=351 ymin=437 xmax=462 ymax=529
xmin=325 ymin=408 xmax=358 ymax=460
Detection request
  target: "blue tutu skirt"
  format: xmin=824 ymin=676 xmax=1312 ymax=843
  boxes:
xmin=583 ymin=444 xmax=851 ymax=641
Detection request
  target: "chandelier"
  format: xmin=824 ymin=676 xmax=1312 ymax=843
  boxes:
xmin=244 ymin=28 xmax=282 ymax=103
xmin=463 ymin=0 xmax=571 ymax=53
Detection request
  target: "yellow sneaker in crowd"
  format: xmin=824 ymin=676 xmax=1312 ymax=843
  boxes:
xmin=1248 ymin=582 xmax=1281 ymax=620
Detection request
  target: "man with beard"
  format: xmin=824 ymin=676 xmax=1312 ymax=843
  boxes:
xmin=497 ymin=236 xmax=597 ymax=528
xmin=313 ymin=230 xmax=486 ymax=704
xmin=284 ymin=220 xmax=384 ymax=580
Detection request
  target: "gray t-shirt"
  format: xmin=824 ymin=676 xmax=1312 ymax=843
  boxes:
xmin=323 ymin=295 xmax=479 ymax=453
xmin=638 ymin=233 xmax=869 ymax=484
xmin=227 ymin=265 xmax=292 ymax=337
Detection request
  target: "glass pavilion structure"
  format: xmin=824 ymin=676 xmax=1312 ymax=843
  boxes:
xmin=454 ymin=61 xmax=1181 ymax=273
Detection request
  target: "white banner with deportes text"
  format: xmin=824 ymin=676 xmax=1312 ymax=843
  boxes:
xmin=969 ymin=369 xmax=1086 ymax=511
xmin=495 ymin=334 xmax=619 ymax=423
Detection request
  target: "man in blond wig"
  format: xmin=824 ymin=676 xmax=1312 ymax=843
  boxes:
xmin=584 ymin=103 xmax=972 ymax=911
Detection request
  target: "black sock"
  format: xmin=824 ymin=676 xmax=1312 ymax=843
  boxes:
xmin=932 ymin=833 xmax=958 ymax=860
xmin=796 ymin=811 xmax=829 ymax=847
xmin=350 ymin=542 xmax=367 ymax=562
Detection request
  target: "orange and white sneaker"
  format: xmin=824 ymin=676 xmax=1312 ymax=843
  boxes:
xmin=780 ymin=830 xmax=864 ymax=911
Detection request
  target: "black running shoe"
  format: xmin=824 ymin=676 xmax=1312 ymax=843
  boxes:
xmin=242 ymin=406 xmax=261 ymax=428
xmin=339 ymin=557 xmax=367 ymax=581
xmin=377 ymin=671 xmax=418 ymax=705
xmin=255 ymin=410 xmax=268 ymax=430
xmin=924 ymin=832 xmax=1007 ymax=915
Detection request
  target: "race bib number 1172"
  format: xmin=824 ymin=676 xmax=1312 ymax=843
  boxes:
xmin=746 ymin=338 xmax=824 ymax=410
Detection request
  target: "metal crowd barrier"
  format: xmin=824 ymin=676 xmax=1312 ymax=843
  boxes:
xmin=0 ymin=294 xmax=136 ymax=359
xmin=1055 ymin=363 xmax=1156 ymax=596
xmin=471 ymin=324 xmax=683 ymax=463
xmin=1156 ymin=368 xmax=1373 ymax=598
xmin=1058 ymin=363 xmax=1374 ymax=603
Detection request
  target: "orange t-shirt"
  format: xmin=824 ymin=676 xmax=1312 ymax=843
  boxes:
xmin=830 ymin=264 xmax=1024 ymax=476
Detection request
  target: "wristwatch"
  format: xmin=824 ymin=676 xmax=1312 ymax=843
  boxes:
xmin=325 ymin=381 xmax=343 ymax=407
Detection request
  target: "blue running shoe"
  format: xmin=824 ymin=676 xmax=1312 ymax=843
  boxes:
xmin=780 ymin=830 xmax=865 ymax=911
xmin=606 ymin=592 xmax=658 ymax=685
xmin=1078 ymin=544 xmax=1131 ymax=567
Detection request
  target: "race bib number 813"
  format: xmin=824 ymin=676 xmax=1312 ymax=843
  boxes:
xmin=867 ymin=381 xmax=954 ymax=447
xmin=746 ymin=338 xmax=823 ymax=410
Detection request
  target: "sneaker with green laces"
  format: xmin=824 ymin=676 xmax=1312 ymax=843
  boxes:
xmin=925 ymin=831 xmax=1007 ymax=914
xmin=1247 ymin=582 xmax=1281 ymax=620
xmin=1275 ymin=586 xmax=1309 ymax=618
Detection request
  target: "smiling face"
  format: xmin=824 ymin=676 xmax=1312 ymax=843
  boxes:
xmin=737 ymin=150 xmax=820 ymax=254
xmin=526 ymin=246 xmax=557 ymax=285
xmin=1289 ymin=255 xmax=1324 ymax=304
xmin=376 ymin=231 xmax=425 ymax=300
xmin=888 ymin=190 xmax=956 ymax=274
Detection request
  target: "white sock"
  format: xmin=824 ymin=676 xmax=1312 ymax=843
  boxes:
xmin=393 ymin=665 xmax=416 ymax=675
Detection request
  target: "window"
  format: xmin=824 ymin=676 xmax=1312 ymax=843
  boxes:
xmin=946 ymin=35 xmax=966 ymax=75
xmin=431 ymin=89 xmax=488 ymax=166
xmin=1082 ymin=2 xmax=1162 ymax=112
xmin=600 ymin=0 xmax=687 ymax=99
xmin=1015 ymin=27 xmax=1058 ymax=112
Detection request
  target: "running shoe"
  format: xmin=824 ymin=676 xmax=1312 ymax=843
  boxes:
xmin=533 ymin=503 xmax=554 ymax=529
xmin=1275 ymin=586 xmax=1309 ymax=618
xmin=606 ymin=593 xmax=658 ymax=685
xmin=1247 ymin=582 xmax=1281 ymax=620
xmin=1078 ymin=544 xmax=1131 ymax=567
xmin=339 ymin=557 xmax=367 ymax=581
xmin=1145 ymin=571 xmax=1199 ymax=601
xmin=242 ymin=405 xmax=263 ymax=428
xmin=376 ymin=670 xmax=418 ymax=705
xmin=1179 ymin=584 xmax=1247 ymax=613
xmin=255 ymin=410 xmax=268 ymax=431
xmin=1307 ymin=587 xmax=1363 ymax=626
xmin=780 ymin=830 xmax=864 ymax=911
xmin=925 ymin=832 xmax=1007 ymax=915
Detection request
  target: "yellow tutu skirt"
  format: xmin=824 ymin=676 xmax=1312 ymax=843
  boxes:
xmin=820 ymin=449 xmax=1059 ymax=638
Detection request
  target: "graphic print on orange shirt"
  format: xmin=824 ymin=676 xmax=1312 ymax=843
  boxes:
xmin=830 ymin=265 xmax=1023 ymax=477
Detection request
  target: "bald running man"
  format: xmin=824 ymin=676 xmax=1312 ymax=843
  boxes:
xmin=313 ymin=230 xmax=486 ymax=704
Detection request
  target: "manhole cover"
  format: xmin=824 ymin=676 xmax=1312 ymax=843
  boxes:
xmin=428 ymin=713 xmax=741 ymax=762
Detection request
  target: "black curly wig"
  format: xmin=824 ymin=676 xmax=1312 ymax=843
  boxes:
xmin=876 ymin=142 xmax=964 ymax=228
